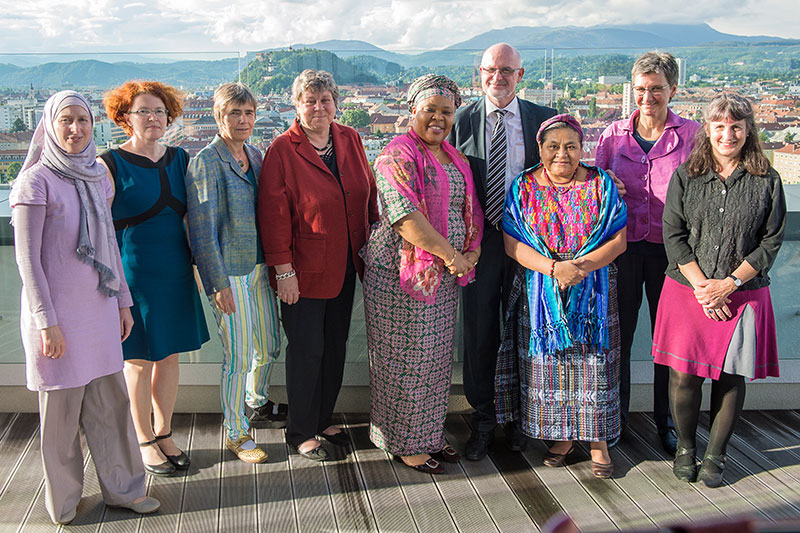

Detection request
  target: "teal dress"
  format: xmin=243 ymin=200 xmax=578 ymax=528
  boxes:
xmin=103 ymin=147 xmax=209 ymax=361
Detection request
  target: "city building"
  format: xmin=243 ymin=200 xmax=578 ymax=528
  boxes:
xmin=677 ymin=58 xmax=687 ymax=86
xmin=598 ymin=75 xmax=626 ymax=85
xmin=622 ymin=83 xmax=635 ymax=119
xmin=774 ymin=144 xmax=800 ymax=184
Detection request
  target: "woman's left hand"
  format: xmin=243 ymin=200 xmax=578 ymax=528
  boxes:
xmin=119 ymin=307 xmax=134 ymax=342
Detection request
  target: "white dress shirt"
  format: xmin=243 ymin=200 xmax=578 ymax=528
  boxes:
xmin=484 ymin=96 xmax=525 ymax=192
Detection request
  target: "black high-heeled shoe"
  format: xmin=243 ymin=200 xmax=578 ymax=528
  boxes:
xmin=697 ymin=453 xmax=726 ymax=488
xmin=155 ymin=432 xmax=190 ymax=470
xmin=139 ymin=438 xmax=176 ymax=476
xmin=672 ymin=446 xmax=697 ymax=483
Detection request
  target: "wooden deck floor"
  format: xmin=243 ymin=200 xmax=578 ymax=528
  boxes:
xmin=1 ymin=410 xmax=800 ymax=532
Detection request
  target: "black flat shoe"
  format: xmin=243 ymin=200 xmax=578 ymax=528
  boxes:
xmin=697 ymin=454 xmax=726 ymax=488
xmin=139 ymin=438 xmax=176 ymax=476
xmin=672 ymin=446 xmax=697 ymax=483
xmin=319 ymin=429 xmax=350 ymax=447
xmin=155 ymin=432 xmax=190 ymax=470
xmin=297 ymin=444 xmax=329 ymax=462
xmin=248 ymin=400 xmax=288 ymax=429
xmin=393 ymin=454 xmax=445 ymax=474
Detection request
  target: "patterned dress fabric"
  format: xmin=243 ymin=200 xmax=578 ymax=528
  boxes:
xmin=107 ymin=147 xmax=209 ymax=361
xmin=363 ymin=163 xmax=466 ymax=455
xmin=509 ymin=168 xmax=621 ymax=442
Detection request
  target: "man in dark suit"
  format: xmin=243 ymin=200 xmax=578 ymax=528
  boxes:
xmin=448 ymin=43 xmax=556 ymax=460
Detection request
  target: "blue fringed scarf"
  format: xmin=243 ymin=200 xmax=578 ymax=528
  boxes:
xmin=502 ymin=163 xmax=627 ymax=356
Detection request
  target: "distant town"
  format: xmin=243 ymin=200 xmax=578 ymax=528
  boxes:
xmin=2 ymin=57 xmax=800 ymax=185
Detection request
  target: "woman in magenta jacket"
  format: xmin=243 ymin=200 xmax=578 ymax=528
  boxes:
xmin=595 ymin=51 xmax=700 ymax=454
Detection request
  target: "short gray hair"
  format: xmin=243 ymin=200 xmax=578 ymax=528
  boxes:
xmin=631 ymin=51 xmax=679 ymax=88
xmin=213 ymin=82 xmax=257 ymax=126
xmin=291 ymin=69 xmax=339 ymax=108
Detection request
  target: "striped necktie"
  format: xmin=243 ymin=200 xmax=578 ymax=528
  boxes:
xmin=485 ymin=109 xmax=507 ymax=226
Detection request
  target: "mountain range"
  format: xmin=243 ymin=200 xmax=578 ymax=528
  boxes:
xmin=0 ymin=23 xmax=797 ymax=89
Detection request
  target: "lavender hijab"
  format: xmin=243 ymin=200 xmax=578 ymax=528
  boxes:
xmin=13 ymin=90 xmax=121 ymax=297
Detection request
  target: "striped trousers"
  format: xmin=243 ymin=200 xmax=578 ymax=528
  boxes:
xmin=210 ymin=263 xmax=281 ymax=440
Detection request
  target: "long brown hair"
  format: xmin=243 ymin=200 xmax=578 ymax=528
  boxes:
xmin=686 ymin=92 xmax=770 ymax=177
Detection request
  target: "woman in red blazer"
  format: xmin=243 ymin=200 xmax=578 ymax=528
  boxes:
xmin=259 ymin=69 xmax=378 ymax=461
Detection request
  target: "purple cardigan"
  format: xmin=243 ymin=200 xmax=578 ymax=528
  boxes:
xmin=595 ymin=109 xmax=700 ymax=244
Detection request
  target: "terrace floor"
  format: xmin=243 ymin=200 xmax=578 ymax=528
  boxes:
xmin=1 ymin=410 xmax=800 ymax=532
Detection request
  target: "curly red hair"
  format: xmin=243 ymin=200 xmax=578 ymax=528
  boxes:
xmin=104 ymin=80 xmax=184 ymax=136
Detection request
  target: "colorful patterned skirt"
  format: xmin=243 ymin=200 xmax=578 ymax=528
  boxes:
xmin=497 ymin=264 xmax=621 ymax=442
xmin=363 ymin=263 xmax=459 ymax=456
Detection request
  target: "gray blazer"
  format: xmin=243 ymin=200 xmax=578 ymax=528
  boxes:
xmin=448 ymin=97 xmax=556 ymax=210
xmin=186 ymin=135 xmax=263 ymax=295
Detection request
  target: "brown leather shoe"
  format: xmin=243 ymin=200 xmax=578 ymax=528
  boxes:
xmin=591 ymin=460 xmax=614 ymax=479
xmin=543 ymin=443 xmax=575 ymax=467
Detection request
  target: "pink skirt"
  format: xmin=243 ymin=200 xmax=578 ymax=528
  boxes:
xmin=652 ymin=277 xmax=779 ymax=380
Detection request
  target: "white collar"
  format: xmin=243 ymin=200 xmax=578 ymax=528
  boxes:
xmin=485 ymin=96 xmax=519 ymax=118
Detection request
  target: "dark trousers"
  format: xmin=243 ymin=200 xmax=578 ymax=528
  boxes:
xmin=615 ymin=241 xmax=673 ymax=432
xmin=462 ymin=226 xmax=517 ymax=432
xmin=281 ymin=258 xmax=356 ymax=448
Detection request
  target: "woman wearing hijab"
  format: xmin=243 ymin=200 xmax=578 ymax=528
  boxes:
xmin=496 ymin=114 xmax=627 ymax=479
xmin=361 ymin=74 xmax=483 ymax=474
xmin=10 ymin=91 xmax=159 ymax=525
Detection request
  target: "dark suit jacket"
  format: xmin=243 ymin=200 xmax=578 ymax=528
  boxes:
xmin=258 ymin=120 xmax=379 ymax=299
xmin=448 ymin=97 xmax=557 ymax=211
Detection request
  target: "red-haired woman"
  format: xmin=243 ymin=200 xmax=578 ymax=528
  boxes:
xmin=99 ymin=81 xmax=209 ymax=476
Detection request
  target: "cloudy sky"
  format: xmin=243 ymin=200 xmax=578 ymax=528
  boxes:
xmin=0 ymin=0 xmax=797 ymax=57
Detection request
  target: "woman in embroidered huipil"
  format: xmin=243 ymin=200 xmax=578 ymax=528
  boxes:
xmin=100 ymin=81 xmax=209 ymax=476
xmin=361 ymin=74 xmax=483 ymax=474
xmin=497 ymin=114 xmax=627 ymax=479
xmin=654 ymin=92 xmax=785 ymax=488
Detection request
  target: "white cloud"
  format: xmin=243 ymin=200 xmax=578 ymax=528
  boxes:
xmin=0 ymin=0 xmax=797 ymax=56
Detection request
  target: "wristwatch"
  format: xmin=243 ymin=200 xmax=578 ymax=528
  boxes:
xmin=728 ymin=274 xmax=742 ymax=288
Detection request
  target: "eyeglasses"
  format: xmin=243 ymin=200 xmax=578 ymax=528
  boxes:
xmin=127 ymin=108 xmax=168 ymax=117
xmin=480 ymin=67 xmax=521 ymax=77
xmin=633 ymin=85 xmax=669 ymax=96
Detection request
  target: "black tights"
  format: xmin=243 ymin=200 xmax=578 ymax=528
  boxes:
xmin=669 ymin=368 xmax=746 ymax=457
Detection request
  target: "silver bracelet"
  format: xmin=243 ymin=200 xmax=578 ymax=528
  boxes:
xmin=275 ymin=269 xmax=296 ymax=281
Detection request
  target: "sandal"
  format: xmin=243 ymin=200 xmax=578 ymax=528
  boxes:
xmin=543 ymin=443 xmax=575 ymax=468
xmin=431 ymin=444 xmax=461 ymax=463
xmin=139 ymin=438 xmax=175 ymax=476
xmin=393 ymin=454 xmax=445 ymax=474
xmin=672 ymin=446 xmax=698 ymax=483
xmin=155 ymin=431 xmax=190 ymax=470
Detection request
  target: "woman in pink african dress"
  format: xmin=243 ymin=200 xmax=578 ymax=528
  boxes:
xmin=361 ymin=74 xmax=483 ymax=474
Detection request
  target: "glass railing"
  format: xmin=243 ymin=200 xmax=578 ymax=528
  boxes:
xmin=1 ymin=46 xmax=798 ymax=387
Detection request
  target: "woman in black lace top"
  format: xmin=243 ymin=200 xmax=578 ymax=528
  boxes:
xmin=654 ymin=92 xmax=786 ymax=488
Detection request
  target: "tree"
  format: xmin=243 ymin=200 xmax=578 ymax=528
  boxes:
xmin=587 ymin=97 xmax=597 ymax=118
xmin=758 ymin=130 xmax=769 ymax=144
xmin=340 ymin=108 xmax=370 ymax=129
xmin=785 ymin=132 xmax=796 ymax=144
xmin=10 ymin=118 xmax=26 ymax=132
xmin=3 ymin=162 xmax=22 ymax=183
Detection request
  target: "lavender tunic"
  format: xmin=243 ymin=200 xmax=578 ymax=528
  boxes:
xmin=11 ymin=163 xmax=133 ymax=391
